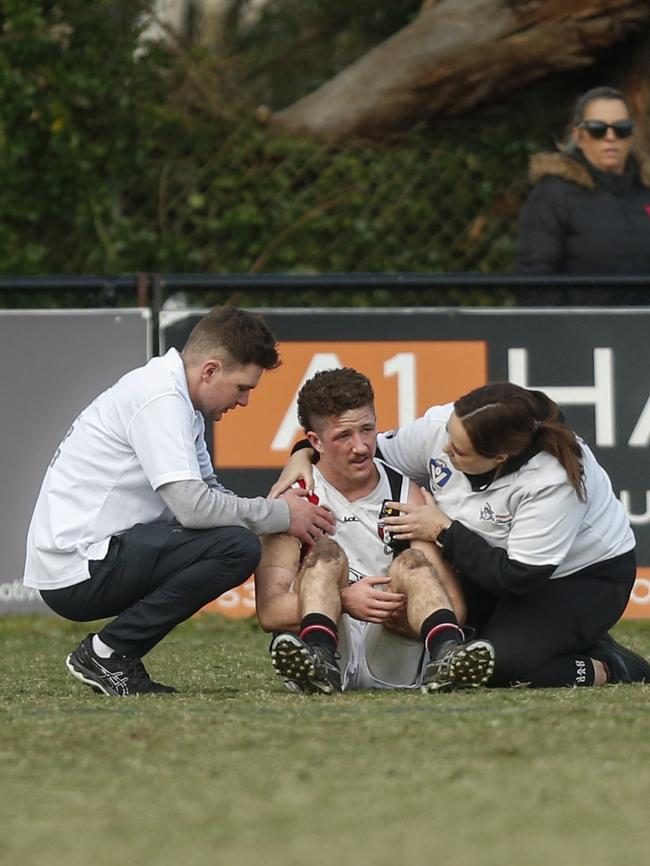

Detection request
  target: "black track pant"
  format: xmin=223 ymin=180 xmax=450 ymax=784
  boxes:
xmin=462 ymin=550 xmax=636 ymax=687
xmin=41 ymin=521 xmax=261 ymax=658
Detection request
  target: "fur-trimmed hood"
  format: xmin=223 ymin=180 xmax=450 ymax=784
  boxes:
xmin=529 ymin=151 xmax=650 ymax=189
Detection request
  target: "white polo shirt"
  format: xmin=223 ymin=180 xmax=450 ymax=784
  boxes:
xmin=24 ymin=349 xmax=213 ymax=590
xmin=377 ymin=403 xmax=635 ymax=578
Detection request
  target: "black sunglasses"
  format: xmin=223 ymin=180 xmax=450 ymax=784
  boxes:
xmin=577 ymin=119 xmax=635 ymax=140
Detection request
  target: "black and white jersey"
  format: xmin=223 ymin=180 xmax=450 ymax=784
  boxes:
xmin=311 ymin=460 xmax=409 ymax=586
xmin=311 ymin=461 xmax=423 ymax=689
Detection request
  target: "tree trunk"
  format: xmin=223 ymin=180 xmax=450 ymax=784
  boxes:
xmin=620 ymin=31 xmax=650 ymax=155
xmin=270 ymin=0 xmax=650 ymax=139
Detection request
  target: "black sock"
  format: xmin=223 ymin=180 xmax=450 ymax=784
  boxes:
xmin=420 ymin=609 xmax=463 ymax=657
xmin=523 ymin=655 xmax=596 ymax=688
xmin=299 ymin=613 xmax=338 ymax=652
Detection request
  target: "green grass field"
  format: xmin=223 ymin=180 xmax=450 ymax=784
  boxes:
xmin=2 ymin=614 xmax=650 ymax=866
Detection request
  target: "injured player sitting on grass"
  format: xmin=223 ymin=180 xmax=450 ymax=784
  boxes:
xmin=254 ymin=367 xmax=495 ymax=694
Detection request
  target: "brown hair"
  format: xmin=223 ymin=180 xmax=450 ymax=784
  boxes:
xmin=454 ymin=383 xmax=585 ymax=499
xmin=560 ymin=85 xmax=632 ymax=157
xmin=182 ymin=305 xmax=280 ymax=370
xmin=297 ymin=368 xmax=374 ymax=433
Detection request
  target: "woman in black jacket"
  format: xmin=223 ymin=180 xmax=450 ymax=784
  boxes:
xmin=517 ymin=86 xmax=650 ymax=283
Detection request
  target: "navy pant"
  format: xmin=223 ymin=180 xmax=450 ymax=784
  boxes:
xmin=462 ymin=550 xmax=636 ymax=687
xmin=41 ymin=521 xmax=261 ymax=657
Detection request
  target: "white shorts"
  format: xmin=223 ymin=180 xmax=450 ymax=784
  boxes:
xmin=339 ymin=618 xmax=425 ymax=690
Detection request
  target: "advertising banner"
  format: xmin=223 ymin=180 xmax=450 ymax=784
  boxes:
xmin=1 ymin=309 xmax=151 ymax=614
xmin=161 ymin=307 xmax=650 ymax=619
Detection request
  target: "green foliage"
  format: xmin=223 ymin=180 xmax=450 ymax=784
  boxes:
xmin=0 ymin=1 xmax=579 ymax=303
xmin=223 ymin=0 xmax=422 ymax=109
xmin=0 ymin=0 xmax=176 ymax=275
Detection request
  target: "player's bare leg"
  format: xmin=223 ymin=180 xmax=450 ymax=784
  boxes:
xmin=387 ymin=548 xmax=453 ymax=637
xmin=297 ymin=538 xmax=348 ymax=621
xmin=272 ymin=538 xmax=348 ymax=694
xmin=387 ymin=549 xmax=494 ymax=692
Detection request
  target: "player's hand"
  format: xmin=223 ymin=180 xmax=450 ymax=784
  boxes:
xmin=382 ymin=606 xmax=415 ymax=638
xmin=268 ymin=450 xmax=315 ymax=500
xmin=341 ymin=575 xmax=405 ymax=623
xmin=281 ymin=487 xmax=335 ymax=545
xmin=382 ymin=488 xmax=452 ymax=543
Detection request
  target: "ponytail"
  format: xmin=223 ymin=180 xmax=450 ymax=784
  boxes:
xmin=535 ymin=420 xmax=585 ymax=501
xmin=456 ymin=383 xmax=586 ymax=501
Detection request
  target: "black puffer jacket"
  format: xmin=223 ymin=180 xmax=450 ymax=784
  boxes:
xmin=516 ymin=151 xmax=650 ymax=275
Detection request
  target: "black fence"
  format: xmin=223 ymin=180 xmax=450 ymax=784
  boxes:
xmin=1 ymin=273 xmax=649 ymax=313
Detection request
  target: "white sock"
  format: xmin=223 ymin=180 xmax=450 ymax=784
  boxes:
xmin=92 ymin=634 xmax=116 ymax=658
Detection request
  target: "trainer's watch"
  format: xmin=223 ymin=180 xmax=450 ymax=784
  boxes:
xmin=436 ymin=526 xmax=450 ymax=547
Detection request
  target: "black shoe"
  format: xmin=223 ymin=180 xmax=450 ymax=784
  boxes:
xmin=270 ymin=633 xmax=341 ymax=694
xmin=421 ymin=638 xmax=495 ymax=693
xmin=589 ymin=633 xmax=650 ymax=684
xmin=65 ymin=634 xmax=177 ymax=696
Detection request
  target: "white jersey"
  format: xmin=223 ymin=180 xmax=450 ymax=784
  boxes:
xmin=24 ymin=349 xmax=213 ymax=590
xmin=377 ymin=403 xmax=635 ymax=577
xmin=312 ymin=461 xmax=425 ymax=690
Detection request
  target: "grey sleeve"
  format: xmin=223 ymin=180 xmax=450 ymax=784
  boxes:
xmin=158 ymin=479 xmax=290 ymax=535
xmin=204 ymin=472 xmax=233 ymax=494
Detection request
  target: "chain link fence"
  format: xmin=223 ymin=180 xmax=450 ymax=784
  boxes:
xmin=24 ymin=109 xmax=547 ymax=284
xmin=7 ymin=0 xmax=645 ymax=305
xmin=108 ymin=121 xmax=522 ymax=272
xmin=26 ymin=100 xmax=649 ymax=307
xmin=1 ymin=1 xmax=580 ymax=289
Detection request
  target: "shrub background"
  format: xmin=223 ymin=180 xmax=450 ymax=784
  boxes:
xmin=0 ymin=0 xmax=618 ymax=287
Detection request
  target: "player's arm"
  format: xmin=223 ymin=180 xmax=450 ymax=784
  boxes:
xmin=254 ymin=533 xmax=302 ymax=633
xmin=404 ymin=481 xmax=467 ymax=624
xmin=268 ymin=445 xmax=315 ymax=499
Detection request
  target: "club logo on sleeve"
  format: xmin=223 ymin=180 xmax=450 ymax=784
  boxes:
xmin=430 ymin=458 xmax=453 ymax=489
xmin=479 ymin=502 xmax=513 ymax=525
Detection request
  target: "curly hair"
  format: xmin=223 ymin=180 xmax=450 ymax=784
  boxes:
xmin=297 ymin=368 xmax=374 ymax=433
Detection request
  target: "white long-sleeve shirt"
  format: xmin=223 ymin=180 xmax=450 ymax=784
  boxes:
xmin=24 ymin=349 xmax=288 ymax=590
xmin=377 ymin=403 xmax=634 ymax=579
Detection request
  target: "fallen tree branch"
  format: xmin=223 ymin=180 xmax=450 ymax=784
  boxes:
xmin=270 ymin=0 xmax=650 ymax=139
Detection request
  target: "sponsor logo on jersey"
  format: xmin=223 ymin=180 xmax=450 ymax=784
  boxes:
xmin=430 ymin=458 xmax=453 ymax=489
xmin=342 ymin=515 xmax=359 ymax=523
xmin=479 ymin=502 xmax=512 ymax=525
xmin=348 ymin=566 xmax=366 ymax=584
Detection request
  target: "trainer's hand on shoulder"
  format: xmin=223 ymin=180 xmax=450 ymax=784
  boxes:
xmin=341 ymin=576 xmax=405 ymax=624
xmin=268 ymin=451 xmax=315 ymax=499
xmin=280 ymin=487 xmax=335 ymax=545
